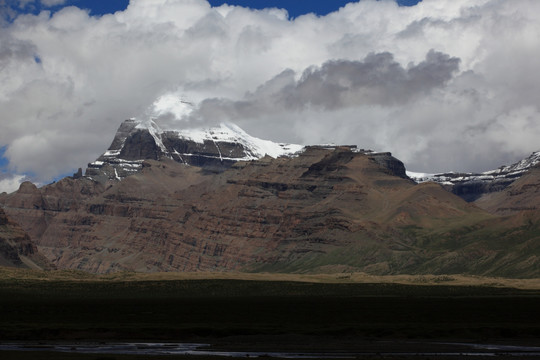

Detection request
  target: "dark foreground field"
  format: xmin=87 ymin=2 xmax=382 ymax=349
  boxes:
xmin=1 ymin=274 xmax=540 ymax=359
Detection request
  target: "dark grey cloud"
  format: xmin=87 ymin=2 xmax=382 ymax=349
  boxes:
xmin=0 ymin=35 xmax=37 ymax=68
xmin=288 ymin=50 xmax=459 ymax=109
xmin=188 ymin=50 xmax=459 ymax=123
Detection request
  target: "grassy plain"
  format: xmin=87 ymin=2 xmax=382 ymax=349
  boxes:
xmin=1 ymin=268 xmax=540 ymax=359
xmin=1 ymin=267 xmax=540 ymax=288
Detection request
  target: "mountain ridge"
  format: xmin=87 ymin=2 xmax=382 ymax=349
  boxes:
xmin=92 ymin=118 xmax=540 ymax=206
xmin=408 ymin=151 xmax=540 ymax=202
xmin=0 ymin=120 xmax=539 ymax=277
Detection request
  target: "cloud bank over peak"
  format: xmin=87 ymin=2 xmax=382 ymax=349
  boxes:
xmin=1 ymin=0 xmax=540 ymax=190
xmin=186 ymin=50 xmax=460 ymax=133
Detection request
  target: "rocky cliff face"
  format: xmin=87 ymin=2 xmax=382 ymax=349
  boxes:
xmin=2 ymin=147 xmax=416 ymax=273
xmin=0 ymin=207 xmax=50 ymax=269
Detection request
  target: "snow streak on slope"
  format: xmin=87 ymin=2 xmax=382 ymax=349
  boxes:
xmin=136 ymin=119 xmax=167 ymax=153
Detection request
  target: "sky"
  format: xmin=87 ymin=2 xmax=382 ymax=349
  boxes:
xmin=1 ymin=0 xmax=540 ymax=193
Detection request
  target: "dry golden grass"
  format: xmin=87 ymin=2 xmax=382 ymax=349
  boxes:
xmin=1 ymin=266 xmax=539 ymax=289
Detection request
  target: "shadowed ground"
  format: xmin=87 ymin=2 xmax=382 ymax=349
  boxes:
xmin=1 ymin=270 xmax=540 ymax=359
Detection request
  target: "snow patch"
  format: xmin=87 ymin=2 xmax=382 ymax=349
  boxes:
xmin=114 ymin=168 xmax=121 ymax=181
xmin=104 ymin=149 xmax=121 ymax=156
xmin=173 ymin=122 xmax=304 ymax=158
xmin=406 ymin=171 xmax=435 ymax=181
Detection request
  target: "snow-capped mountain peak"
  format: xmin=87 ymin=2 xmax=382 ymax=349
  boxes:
xmin=132 ymin=118 xmax=304 ymax=160
xmin=85 ymin=119 xmax=304 ymax=182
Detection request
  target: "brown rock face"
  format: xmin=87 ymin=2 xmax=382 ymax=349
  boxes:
xmin=474 ymin=165 xmax=540 ymax=215
xmin=0 ymin=207 xmax=50 ymax=269
xmin=0 ymin=149 xmax=467 ymax=272
xmin=1 ymin=147 xmax=540 ymax=277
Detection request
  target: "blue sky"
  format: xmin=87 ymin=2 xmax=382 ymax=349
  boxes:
xmin=0 ymin=147 xmax=8 ymax=172
xmin=206 ymin=1 xmax=421 ymax=18
xmin=6 ymin=0 xmax=422 ymax=19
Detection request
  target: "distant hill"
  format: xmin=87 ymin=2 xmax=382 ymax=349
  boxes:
xmin=408 ymin=151 xmax=540 ymax=202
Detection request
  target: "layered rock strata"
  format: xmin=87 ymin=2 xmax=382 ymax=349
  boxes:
xmin=5 ymin=146 xmax=534 ymax=276
xmin=0 ymin=207 xmax=49 ymax=269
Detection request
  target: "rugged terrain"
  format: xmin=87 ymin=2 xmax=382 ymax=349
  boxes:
xmin=0 ymin=207 xmax=49 ymax=269
xmin=1 ymin=120 xmax=539 ymax=276
xmin=475 ymin=164 xmax=540 ymax=215
xmin=409 ymin=151 xmax=540 ymax=202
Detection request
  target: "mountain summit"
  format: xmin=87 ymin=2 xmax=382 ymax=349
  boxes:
xmin=86 ymin=119 xmax=305 ymax=181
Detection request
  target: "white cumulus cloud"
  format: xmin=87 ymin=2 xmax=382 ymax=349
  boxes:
xmin=1 ymin=0 xmax=540 ymax=184
xmin=0 ymin=174 xmax=27 ymax=194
